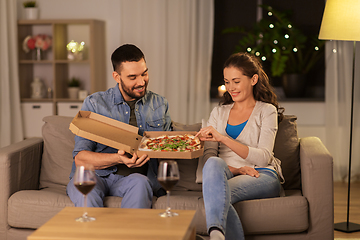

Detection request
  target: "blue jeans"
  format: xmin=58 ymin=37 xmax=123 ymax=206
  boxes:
xmin=202 ymin=157 xmax=281 ymax=240
xmin=67 ymin=173 xmax=153 ymax=208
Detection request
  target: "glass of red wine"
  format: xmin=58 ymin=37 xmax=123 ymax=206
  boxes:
xmin=157 ymin=160 xmax=180 ymax=217
xmin=73 ymin=164 xmax=96 ymax=222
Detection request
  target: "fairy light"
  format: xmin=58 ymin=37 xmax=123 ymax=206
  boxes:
xmin=273 ymin=40 xmax=278 ymax=44
xmin=247 ymin=47 xmax=252 ymax=52
xmin=288 ymin=24 xmax=292 ymax=29
xmin=269 ymin=24 xmax=274 ymax=29
xmin=293 ymin=48 xmax=298 ymax=52
xmin=284 ymin=34 xmax=290 ymax=39
xmin=261 ymin=56 xmax=267 ymax=61
xmin=268 ymin=11 xmax=273 ymax=16
xmin=272 ymin=48 xmax=277 ymax=53
xmin=255 ymin=51 xmax=260 ymax=56
xmin=315 ymin=46 xmax=319 ymax=51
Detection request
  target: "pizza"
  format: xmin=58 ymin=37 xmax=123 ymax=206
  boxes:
xmin=140 ymin=134 xmax=201 ymax=152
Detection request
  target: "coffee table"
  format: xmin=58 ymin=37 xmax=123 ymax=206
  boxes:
xmin=27 ymin=207 xmax=196 ymax=240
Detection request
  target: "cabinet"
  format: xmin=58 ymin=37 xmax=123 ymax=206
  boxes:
xmin=18 ymin=19 xmax=106 ymax=137
xmin=57 ymin=102 xmax=83 ymax=117
xmin=21 ymin=102 xmax=53 ymax=138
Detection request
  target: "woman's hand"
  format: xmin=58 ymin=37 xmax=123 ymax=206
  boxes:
xmin=228 ymin=166 xmax=259 ymax=178
xmin=195 ymin=126 xmax=225 ymax=143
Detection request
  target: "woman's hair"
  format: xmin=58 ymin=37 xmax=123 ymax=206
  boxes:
xmin=221 ymin=52 xmax=284 ymax=122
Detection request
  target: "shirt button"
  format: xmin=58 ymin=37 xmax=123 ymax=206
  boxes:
xmin=157 ymin=124 xmax=160 ymax=126
xmin=126 ymin=112 xmax=128 ymax=114
xmin=140 ymin=125 xmax=142 ymax=127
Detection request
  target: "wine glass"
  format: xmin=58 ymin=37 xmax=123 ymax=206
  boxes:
xmin=157 ymin=160 xmax=180 ymax=217
xmin=73 ymin=164 xmax=96 ymax=222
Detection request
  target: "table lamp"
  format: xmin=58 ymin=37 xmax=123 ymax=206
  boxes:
xmin=319 ymin=0 xmax=360 ymax=233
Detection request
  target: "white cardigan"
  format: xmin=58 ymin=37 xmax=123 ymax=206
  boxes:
xmin=205 ymin=101 xmax=283 ymax=181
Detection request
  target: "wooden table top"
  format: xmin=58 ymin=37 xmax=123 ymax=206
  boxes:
xmin=27 ymin=207 xmax=196 ymax=240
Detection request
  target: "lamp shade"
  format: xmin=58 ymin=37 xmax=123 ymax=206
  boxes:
xmin=319 ymin=0 xmax=360 ymax=41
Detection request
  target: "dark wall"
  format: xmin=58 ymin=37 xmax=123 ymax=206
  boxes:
xmin=210 ymin=0 xmax=326 ymax=99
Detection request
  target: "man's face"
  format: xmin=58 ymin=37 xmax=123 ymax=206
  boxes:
xmin=113 ymin=59 xmax=149 ymax=101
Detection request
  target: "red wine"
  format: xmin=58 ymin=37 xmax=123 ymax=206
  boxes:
xmin=74 ymin=181 xmax=96 ymax=195
xmin=158 ymin=177 xmax=179 ymax=191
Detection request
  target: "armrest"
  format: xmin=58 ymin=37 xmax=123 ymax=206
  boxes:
xmin=299 ymin=136 xmax=333 ymax=238
xmin=0 ymin=138 xmax=44 ymax=197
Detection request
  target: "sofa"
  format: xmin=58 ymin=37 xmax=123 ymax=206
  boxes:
xmin=0 ymin=114 xmax=333 ymax=240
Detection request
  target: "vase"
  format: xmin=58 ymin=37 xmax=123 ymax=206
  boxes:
xmin=25 ymin=8 xmax=39 ymax=20
xmin=68 ymin=87 xmax=80 ymax=99
xmin=282 ymin=74 xmax=307 ymax=98
xmin=34 ymin=48 xmax=42 ymax=61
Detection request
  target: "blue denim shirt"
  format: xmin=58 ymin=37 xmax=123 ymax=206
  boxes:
xmin=69 ymin=84 xmax=172 ymax=179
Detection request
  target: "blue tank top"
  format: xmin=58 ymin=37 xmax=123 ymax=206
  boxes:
xmin=226 ymin=120 xmax=248 ymax=139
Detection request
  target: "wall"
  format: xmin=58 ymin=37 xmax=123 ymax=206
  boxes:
xmin=17 ymin=0 xmax=327 ymax=142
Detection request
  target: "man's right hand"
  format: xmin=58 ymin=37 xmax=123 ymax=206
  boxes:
xmin=117 ymin=150 xmax=149 ymax=168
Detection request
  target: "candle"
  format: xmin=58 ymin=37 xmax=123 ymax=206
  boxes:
xmin=218 ymin=85 xmax=226 ymax=97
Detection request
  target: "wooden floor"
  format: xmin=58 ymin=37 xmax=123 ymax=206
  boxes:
xmin=334 ymin=181 xmax=360 ymax=239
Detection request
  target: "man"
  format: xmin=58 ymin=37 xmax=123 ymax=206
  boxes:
xmin=67 ymin=44 xmax=172 ymax=208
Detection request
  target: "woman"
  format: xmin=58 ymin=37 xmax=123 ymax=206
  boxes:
xmin=196 ymin=52 xmax=284 ymax=240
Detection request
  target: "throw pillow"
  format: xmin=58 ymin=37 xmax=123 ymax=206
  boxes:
xmin=273 ymin=115 xmax=301 ymax=190
xmin=39 ymin=116 xmax=75 ymax=189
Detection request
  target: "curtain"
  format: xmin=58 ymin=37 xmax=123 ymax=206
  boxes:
xmin=0 ymin=0 xmax=23 ymax=147
xmin=119 ymin=0 xmax=214 ymax=124
xmin=325 ymin=40 xmax=360 ymax=182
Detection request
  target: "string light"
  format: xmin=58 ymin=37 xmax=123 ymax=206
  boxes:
xmin=269 ymin=24 xmax=274 ymax=29
xmin=261 ymin=56 xmax=267 ymax=61
xmin=255 ymin=51 xmax=260 ymax=56
xmin=268 ymin=11 xmax=273 ymax=16
xmin=284 ymin=34 xmax=290 ymax=39
xmin=272 ymin=48 xmax=277 ymax=53
xmin=273 ymin=40 xmax=278 ymax=44
xmin=293 ymin=48 xmax=298 ymax=52
xmin=288 ymin=24 xmax=292 ymax=29
xmin=333 ymin=49 xmax=337 ymax=53
xmin=247 ymin=47 xmax=252 ymax=52
xmin=314 ymin=46 xmax=319 ymax=51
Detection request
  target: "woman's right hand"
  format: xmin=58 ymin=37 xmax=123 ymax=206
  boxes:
xmin=195 ymin=126 xmax=226 ymax=143
xmin=229 ymin=166 xmax=259 ymax=178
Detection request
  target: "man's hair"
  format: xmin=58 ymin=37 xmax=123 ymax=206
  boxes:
xmin=111 ymin=44 xmax=145 ymax=72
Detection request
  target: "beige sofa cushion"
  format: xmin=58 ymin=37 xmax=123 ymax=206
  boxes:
xmin=154 ymin=191 xmax=308 ymax=235
xmin=8 ymin=187 xmax=74 ymax=229
xmin=39 ymin=116 xmax=75 ymax=189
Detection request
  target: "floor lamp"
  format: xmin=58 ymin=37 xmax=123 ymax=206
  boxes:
xmin=319 ymin=0 xmax=360 ymax=233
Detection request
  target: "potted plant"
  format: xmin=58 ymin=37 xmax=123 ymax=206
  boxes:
xmin=68 ymin=77 xmax=81 ymax=99
xmin=223 ymin=5 xmax=325 ymax=97
xmin=23 ymin=1 xmax=38 ymax=20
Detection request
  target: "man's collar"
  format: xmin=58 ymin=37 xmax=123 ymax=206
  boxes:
xmin=113 ymin=83 xmax=148 ymax=105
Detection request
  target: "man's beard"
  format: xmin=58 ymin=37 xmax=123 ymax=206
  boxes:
xmin=120 ymin=78 xmax=148 ymax=100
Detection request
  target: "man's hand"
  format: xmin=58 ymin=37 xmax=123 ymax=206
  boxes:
xmin=228 ymin=166 xmax=259 ymax=178
xmin=117 ymin=150 xmax=149 ymax=168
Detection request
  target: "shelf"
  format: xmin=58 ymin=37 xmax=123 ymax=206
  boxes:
xmin=19 ymin=60 xmax=53 ymax=64
xmin=18 ymin=18 xmax=106 ymax=137
xmin=56 ymin=98 xmax=83 ymax=103
xmin=21 ymin=98 xmax=53 ymax=102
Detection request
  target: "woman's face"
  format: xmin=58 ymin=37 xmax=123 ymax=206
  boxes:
xmin=223 ymin=67 xmax=257 ymax=103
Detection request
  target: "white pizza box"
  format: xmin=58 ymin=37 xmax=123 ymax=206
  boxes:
xmin=69 ymin=110 xmax=204 ymax=159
